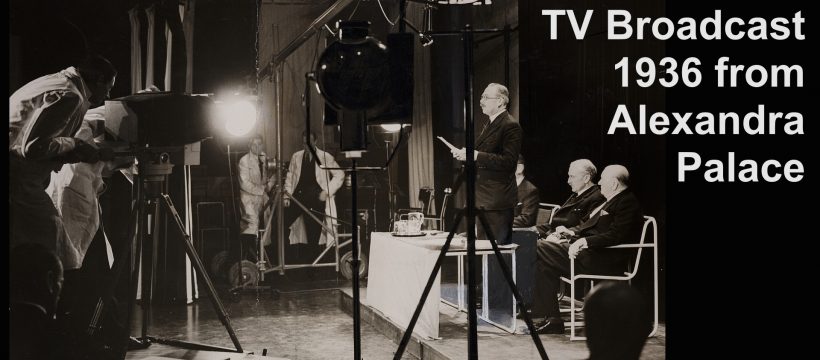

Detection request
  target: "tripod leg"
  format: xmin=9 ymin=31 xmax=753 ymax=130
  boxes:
xmin=160 ymin=194 xmax=243 ymax=353
xmin=394 ymin=210 xmax=465 ymax=360
xmin=125 ymin=190 xmax=146 ymax=345
xmin=476 ymin=211 xmax=549 ymax=360
xmin=142 ymin=199 xmax=161 ymax=338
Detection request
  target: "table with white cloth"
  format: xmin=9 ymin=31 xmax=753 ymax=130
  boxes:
xmin=366 ymin=231 xmax=518 ymax=339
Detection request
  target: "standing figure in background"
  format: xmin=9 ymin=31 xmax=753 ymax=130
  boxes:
xmin=284 ymin=131 xmax=345 ymax=263
xmin=237 ymin=134 xmax=275 ymax=264
xmin=47 ymin=87 xmax=157 ymax=356
xmin=9 ymin=54 xmax=117 ymax=267
xmin=513 ymin=154 xmax=540 ymax=228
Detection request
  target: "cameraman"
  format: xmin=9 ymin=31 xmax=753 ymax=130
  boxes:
xmin=9 ymin=54 xmax=116 ymax=269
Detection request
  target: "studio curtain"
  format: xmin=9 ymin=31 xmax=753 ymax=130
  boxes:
xmin=407 ymin=3 xmax=435 ymax=209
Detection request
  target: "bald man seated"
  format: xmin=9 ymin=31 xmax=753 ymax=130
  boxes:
xmin=530 ymin=165 xmax=645 ymax=334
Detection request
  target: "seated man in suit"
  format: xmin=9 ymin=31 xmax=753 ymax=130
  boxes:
xmin=536 ymin=159 xmax=606 ymax=237
xmin=532 ymin=165 xmax=645 ymax=334
xmin=513 ymin=154 xmax=540 ymax=227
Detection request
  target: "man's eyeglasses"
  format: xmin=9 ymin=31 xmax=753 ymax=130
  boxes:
xmin=481 ymin=95 xmax=501 ymax=100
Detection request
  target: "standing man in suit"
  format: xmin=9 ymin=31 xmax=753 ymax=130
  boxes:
xmin=536 ymin=159 xmax=606 ymax=236
xmin=532 ymin=165 xmax=644 ymax=334
xmin=513 ymin=154 xmax=540 ymax=228
xmin=451 ymin=83 xmax=522 ymax=245
xmin=452 ymin=83 xmax=522 ymax=310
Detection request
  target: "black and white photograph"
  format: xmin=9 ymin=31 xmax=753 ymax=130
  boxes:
xmin=9 ymin=0 xmax=814 ymax=359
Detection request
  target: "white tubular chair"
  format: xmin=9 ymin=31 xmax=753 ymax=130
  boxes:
xmin=416 ymin=187 xmax=452 ymax=231
xmin=560 ymin=215 xmax=659 ymax=341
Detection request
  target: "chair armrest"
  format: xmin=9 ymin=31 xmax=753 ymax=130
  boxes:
xmin=606 ymin=243 xmax=655 ymax=249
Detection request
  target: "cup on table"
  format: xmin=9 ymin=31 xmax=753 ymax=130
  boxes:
xmin=407 ymin=212 xmax=424 ymax=234
xmin=395 ymin=220 xmax=408 ymax=235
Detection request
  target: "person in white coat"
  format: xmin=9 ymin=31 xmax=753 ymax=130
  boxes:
xmin=9 ymin=54 xmax=117 ymax=269
xmin=237 ymin=134 xmax=275 ymax=262
xmin=284 ymin=131 xmax=344 ymax=262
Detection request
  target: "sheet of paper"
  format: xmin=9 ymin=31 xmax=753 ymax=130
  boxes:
xmin=436 ymin=136 xmax=458 ymax=151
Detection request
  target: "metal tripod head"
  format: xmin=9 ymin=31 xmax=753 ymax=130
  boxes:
xmin=138 ymin=152 xmax=174 ymax=199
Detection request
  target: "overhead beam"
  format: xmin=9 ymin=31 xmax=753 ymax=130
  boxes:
xmin=257 ymin=0 xmax=355 ymax=80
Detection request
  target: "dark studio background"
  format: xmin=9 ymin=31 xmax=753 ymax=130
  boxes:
xmin=663 ymin=1 xmax=815 ymax=357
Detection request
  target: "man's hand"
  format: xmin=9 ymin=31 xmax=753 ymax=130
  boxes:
xmin=319 ymin=190 xmax=328 ymax=201
xmin=451 ymin=148 xmax=479 ymax=162
xmin=64 ymin=140 xmax=100 ymax=164
xmin=545 ymin=233 xmax=566 ymax=244
xmin=568 ymin=238 xmax=588 ymax=259
xmin=554 ymin=226 xmax=575 ymax=236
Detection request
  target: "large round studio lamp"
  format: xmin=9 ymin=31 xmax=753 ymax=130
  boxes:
xmin=316 ymin=20 xmax=390 ymax=112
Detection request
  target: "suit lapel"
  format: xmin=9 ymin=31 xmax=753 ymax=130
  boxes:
xmin=477 ymin=112 xmax=505 ymax=147
xmin=579 ymin=191 xmax=626 ymax=230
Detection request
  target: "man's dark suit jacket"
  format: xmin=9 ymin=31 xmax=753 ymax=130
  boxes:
xmin=474 ymin=111 xmax=522 ymax=210
xmin=513 ymin=178 xmax=539 ymax=227
xmin=536 ymin=185 xmax=606 ymax=236
xmin=569 ymin=189 xmax=644 ymax=271
xmin=10 ymin=302 xmax=57 ymax=360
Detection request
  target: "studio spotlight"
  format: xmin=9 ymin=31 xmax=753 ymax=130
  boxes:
xmin=380 ymin=123 xmax=402 ymax=132
xmin=220 ymin=99 xmax=257 ymax=137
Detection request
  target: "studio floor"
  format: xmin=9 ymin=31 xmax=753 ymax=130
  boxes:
xmin=125 ymin=274 xmax=665 ymax=360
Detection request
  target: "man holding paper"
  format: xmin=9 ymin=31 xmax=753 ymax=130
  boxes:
xmin=449 ymin=83 xmax=522 ymax=246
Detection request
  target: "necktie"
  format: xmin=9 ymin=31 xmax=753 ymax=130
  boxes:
xmin=479 ymin=121 xmax=490 ymax=138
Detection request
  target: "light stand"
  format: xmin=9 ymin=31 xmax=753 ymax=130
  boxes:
xmin=303 ymin=83 xmax=409 ymax=360
xmin=385 ymin=137 xmax=396 ymax=227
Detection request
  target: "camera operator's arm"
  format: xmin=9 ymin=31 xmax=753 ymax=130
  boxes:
xmin=238 ymin=156 xmax=265 ymax=196
xmin=19 ymin=91 xmax=86 ymax=161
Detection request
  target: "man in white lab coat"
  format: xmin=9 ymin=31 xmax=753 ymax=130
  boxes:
xmin=284 ymin=131 xmax=344 ymax=262
xmin=237 ymin=134 xmax=275 ymax=262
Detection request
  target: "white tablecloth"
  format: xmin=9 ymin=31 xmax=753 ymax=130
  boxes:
xmin=367 ymin=232 xmax=515 ymax=339
xmin=366 ymin=232 xmax=462 ymax=339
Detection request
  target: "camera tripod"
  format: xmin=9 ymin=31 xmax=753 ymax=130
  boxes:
xmin=115 ymin=152 xmax=243 ymax=353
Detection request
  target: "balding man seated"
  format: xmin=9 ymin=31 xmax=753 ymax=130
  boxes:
xmin=531 ymin=165 xmax=645 ymax=334
xmin=536 ymin=159 xmax=606 ymax=237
